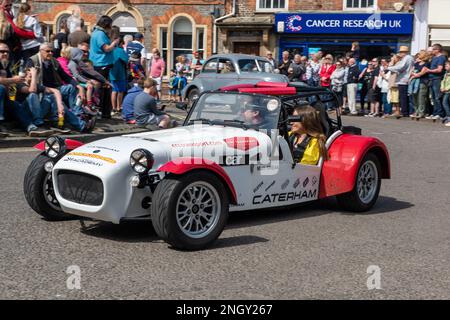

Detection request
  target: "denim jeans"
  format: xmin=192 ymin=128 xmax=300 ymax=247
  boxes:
xmin=430 ymin=79 xmax=445 ymax=117
xmin=3 ymin=99 xmax=34 ymax=131
xmin=59 ymin=84 xmax=79 ymax=114
xmin=0 ymin=84 xmax=5 ymax=121
xmin=26 ymin=93 xmax=58 ymax=126
xmin=45 ymin=94 xmax=85 ymax=131
xmin=381 ymin=92 xmax=392 ymax=114
xmin=442 ymin=93 xmax=450 ymax=121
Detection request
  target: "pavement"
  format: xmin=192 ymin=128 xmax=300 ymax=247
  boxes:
xmin=1 ymin=114 xmax=450 ymax=299
xmin=0 ymin=102 xmax=188 ymax=149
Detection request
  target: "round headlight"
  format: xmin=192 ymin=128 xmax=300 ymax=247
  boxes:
xmin=130 ymin=149 xmax=154 ymax=174
xmin=44 ymin=136 xmax=65 ymax=159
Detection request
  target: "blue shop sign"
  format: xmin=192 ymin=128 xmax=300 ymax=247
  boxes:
xmin=275 ymin=13 xmax=414 ymax=35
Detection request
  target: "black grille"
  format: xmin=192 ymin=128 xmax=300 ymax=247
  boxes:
xmin=57 ymin=170 xmax=104 ymax=206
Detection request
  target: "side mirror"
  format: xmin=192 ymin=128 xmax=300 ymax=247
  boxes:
xmin=175 ymin=102 xmax=188 ymax=112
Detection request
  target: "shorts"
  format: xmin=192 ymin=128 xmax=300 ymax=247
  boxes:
xmin=146 ymin=113 xmax=167 ymax=126
xmin=152 ymin=77 xmax=162 ymax=91
xmin=111 ymin=80 xmax=127 ymax=93
xmin=389 ymin=88 xmax=399 ymax=104
xmin=368 ymin=88 xmax=381 ymax=103
xmin=169 ymin=88 xmax=177 ymax=96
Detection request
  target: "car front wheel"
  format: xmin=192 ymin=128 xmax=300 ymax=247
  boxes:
xmin=151 ymin=171 xmax=229 ymax=250
xmin=187 ymin=88 xmax=200 ymax=106
xmin=23 ymin=154 xmax=74 ymax=220
xmin=336 ymin=153 xmax=381 ymax=212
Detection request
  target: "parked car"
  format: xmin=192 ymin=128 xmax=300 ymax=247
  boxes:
xmin=24 ymin=83 xmax=390 ymax=251
xmin=182 ymin=53 xmax=289 ymax=103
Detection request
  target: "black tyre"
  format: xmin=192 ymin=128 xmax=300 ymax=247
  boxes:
xmin=23 ymin=154 xmax=74 ymax=221
xmin=187 ymin=88 xmax=200 ymax=106
xmin=151 ymin=171 xmax=229 ymax=250
xmin=336 ymin=153 xmax=381 ymax=212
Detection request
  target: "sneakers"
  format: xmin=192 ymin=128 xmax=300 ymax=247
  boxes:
xmin=126 ymin=119 xmax=136 ymax=125
xmin=445 ymin=122 xmax=450 ymax=127
xmin=28 ymin=126 xmax=54 ymax=137
xmin=83 ymin=116 xmax=97 ymax=133
xmin=50 ymin=126 xmax=71 ymax=134
xmin=425 ymin=115 xmax=434 ymax=119
xmin=432 ymin=115 xmax=442 ymax=120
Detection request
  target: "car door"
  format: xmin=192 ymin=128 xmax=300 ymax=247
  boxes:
xmin=198 ymin=58 xmax=218 ymax=91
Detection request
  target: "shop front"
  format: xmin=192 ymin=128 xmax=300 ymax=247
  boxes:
xmin=275 ymin=13 xmax=414 ymax=60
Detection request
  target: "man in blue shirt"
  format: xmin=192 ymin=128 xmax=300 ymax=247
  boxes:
xmin=425 ymin=43 xmax=447 ymax=120
xmin=89 ymin=15 xmax=119 ymax=119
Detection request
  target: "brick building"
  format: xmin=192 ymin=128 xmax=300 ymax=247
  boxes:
xmin=30 ymin=0 xmax=225 ymax=75
xmin=217 ymin=0 xmax=416 ymax=59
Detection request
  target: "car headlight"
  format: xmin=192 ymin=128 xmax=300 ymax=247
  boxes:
xmin=44 ymin=136 xmax=66 ymax=159
xmin=130 ymin=149 xmax=154 ymax=174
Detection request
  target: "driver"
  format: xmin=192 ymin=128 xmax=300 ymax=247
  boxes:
xmin=289 ymin=105 xmax=329 ymax=165
xmin=241 ymin=102 xmax=272 ymax=129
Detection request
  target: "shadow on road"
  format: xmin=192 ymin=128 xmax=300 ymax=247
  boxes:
xmin=225 ymin=195 xmax=414 ymax=229
xmin=78 ymin=196 xmax=413 ymax=246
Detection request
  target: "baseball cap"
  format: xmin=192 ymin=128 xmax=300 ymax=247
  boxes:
xmin=134 ymin=33 xmax=143 ymax=40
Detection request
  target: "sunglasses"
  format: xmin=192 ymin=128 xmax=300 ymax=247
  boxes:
xmin=81 ymin=50 xmax=89 ymax=53
xmin=0 ymin=50 xmax=9 ymax=54
xmin=41 ymin=49 xmax=52 ymax=53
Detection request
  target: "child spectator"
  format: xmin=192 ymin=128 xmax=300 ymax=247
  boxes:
xmin=168 ymin=69 xmax=177 ymax=102
xmin=175 ymin=55 xmax=188 ymax=101
xmin=441 ymin=61 xmax=450 ymax=126
xmin=121 ymin=78 xmax=144 ymax=124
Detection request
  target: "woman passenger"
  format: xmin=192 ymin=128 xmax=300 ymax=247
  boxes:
xmin=289 ymin=105 xmax=329 ymax=165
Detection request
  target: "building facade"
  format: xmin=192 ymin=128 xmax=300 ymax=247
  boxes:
xmin=31 ymin=0 xmax=225 ymax=75
xmin=217 ymin=0 xmax=416 ymax=59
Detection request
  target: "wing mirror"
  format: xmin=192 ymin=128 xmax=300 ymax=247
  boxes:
xmin=175 ymin=102 xmax=188 ymax=112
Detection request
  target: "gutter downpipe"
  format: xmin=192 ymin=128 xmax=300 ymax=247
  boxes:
xmin=213 ymin=0 xmax=236 ymax=54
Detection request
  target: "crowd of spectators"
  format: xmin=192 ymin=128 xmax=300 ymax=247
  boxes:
xmin=270 ymin=41 xmax=450 ymax=127
xmin=0 ymin=1 xmax=197 ymax=138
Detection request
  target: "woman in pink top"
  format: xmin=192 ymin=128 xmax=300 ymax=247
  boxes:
xmin=320 ymin=54 xmax=336 ymax=88
xmin=150 ymin=49 xmax=165 ymax=100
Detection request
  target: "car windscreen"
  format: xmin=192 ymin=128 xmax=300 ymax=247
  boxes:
xmin=257 ymin=60 xmax=274 ymax=73
xmin=186 ymin=93 xmax=281 ymax=131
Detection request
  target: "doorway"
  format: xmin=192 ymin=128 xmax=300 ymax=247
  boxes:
xmin=233 ymin=42 xmax=260 ymax=56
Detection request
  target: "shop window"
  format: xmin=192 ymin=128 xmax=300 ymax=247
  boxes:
xmin=196 ymin=28 xmax=205 ymax=58
xmin=344 ymin=0 xmax=376 ymax=10
xmin=257 ymin=0 xmax=288 ymax=11
xmin=172 ymin=17 xmax=193 ymax=68
xmin=160 ymin=28 xmax=168 ymax=69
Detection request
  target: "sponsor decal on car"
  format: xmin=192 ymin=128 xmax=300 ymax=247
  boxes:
xmin=223 ymin=137 xmax=259 ymax=152
xmin=221 ymin=154 xmax=250 ymax=166
xmin=253 ymin=181 xmax=264 ymax=193
xmin=281 ymin=179 xmax=290 ymax=190
xmin=63 ymin=157 xmax=103 ymax=167
xmin=253 ymin=189 xmax=317 ymax=204
xmin=171 ymin=141 xmax=223 ymax=148
xmin=67 ymin=152 xmax=117 ymax=164
xmin=312 ymin=176 xmax=318 ymax=186
xmin=265 ymin=180 xmax=276 ymax=192
xmin=293 ymin=178 xmax=300 ymax=188
xmin=303 ymin=177 xmax=310 ymax=188
xmin=86 ymin=146 xmax=120 ymax=153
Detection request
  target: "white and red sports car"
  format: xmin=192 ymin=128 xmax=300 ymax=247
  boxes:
xmin=24 ymin=82 xmax=390 ymax=250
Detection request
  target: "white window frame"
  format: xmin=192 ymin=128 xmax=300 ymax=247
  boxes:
xmin=256 ymin=0 xmax=289 ymax=12
xmin=343 ymin=0 xmax=377 ymax=11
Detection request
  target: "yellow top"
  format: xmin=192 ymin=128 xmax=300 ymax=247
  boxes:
xmin=300 ymin=138 xmax=320 ymax=165
xmin=289 ymin=132 xmax=321 ymax=165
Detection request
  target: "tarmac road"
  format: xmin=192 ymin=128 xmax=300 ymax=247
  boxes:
xmin=0 ymin=116 xmax=449 ymax=299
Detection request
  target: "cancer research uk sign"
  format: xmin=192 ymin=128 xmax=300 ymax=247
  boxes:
xmin=275 ymin=13 xmax=414 ymax=35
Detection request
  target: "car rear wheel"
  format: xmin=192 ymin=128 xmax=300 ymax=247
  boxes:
xmin=187 ymin=88 xmax=200 ymax=107
xmin=23 ymin=154 xmax=74 ymax=221
xmin=336 ymin=153 xmax=381 ymax=212
xmin=151 ymin=171 xmax=229 ymax=250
